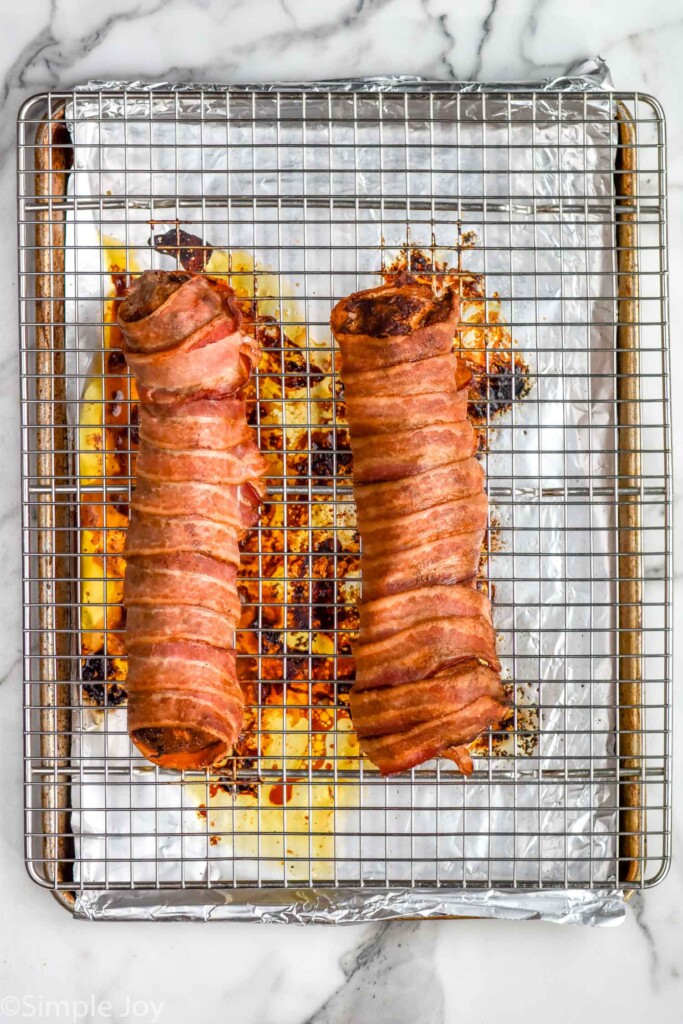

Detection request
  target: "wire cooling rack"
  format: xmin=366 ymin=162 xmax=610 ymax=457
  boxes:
xmin=18 ymin=83 xmax=671 ymax=917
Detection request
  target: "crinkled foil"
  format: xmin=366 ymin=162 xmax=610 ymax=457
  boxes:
xmin=73 ymin=886 xmax=624 ymax=925
xmin=76 ymin=56 xmax=612 ymax=95
xmin=64 ymin=58 xmax=625 ymax=925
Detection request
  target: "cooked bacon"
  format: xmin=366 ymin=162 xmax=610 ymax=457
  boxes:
xmin=330 ymin=282 xmax=458 ymax=369
xmin=139 ymin=397 xmax=252 ymax=450
xmin=360 ymin=530 xmax=485 ymax=602
xmin=331 ymin=281 xmax=507 ymax=776
xmin=136 ymin=442 xmax=264 ymax=486
xmin=359 ymin=584 xmax=492 ymax=641
xmin=350 ymin=662 xmax=502 ymax=737
xmin=359 ymin=492 xmax=489 ymax=557
xmin=351 ymin=421 xmax=476 ymax=483
xmin=344 ymin=387 xmax=469 ymax=436
xmin=124 ymin=641 xmax=242 ymax=772
xmin=132 ymin=478 xmax=238 ymax=527
xmin=126 ymin=604 xmax=239 ymax=649
xmin=353 ymin=617 xmax=501 ymax=691
xmin=124 ymin=559 xmax=241 ymax=618
xmin=343 ymin=353 xmax=466 ymax=398
xmin=124 ymin=513 xmax=241 ymax=564
xmin=359 ymin=696 xmax=505 ymax=776
xmin=354 ymin=458 xmax=485 ymax=523
xmin=120 ymin=272 xmax=257 ymax=402
xmin=118 ymin=270 xmax=266 ymax=770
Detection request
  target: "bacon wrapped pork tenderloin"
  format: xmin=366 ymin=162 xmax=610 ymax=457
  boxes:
xmin=118 ymin=270 xmax=266 ymax=770
xmin=331 ymin=282 xmax=506 ymax=775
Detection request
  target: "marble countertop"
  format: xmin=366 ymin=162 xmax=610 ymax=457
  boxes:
xmin=1 ymin=0 xmax=681 ymax=1021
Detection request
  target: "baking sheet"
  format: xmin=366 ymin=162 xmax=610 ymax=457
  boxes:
xmin=63 ymin=60 xmax=624 ymax=923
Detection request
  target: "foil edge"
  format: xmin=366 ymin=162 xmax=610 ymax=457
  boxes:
xmin=72 ymin=887 xmax=625 ymax=926
xmin=70 ymin=56 xmax=612 ymax=96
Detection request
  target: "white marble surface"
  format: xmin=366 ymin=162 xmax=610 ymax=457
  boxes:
xmin=1 ymin=0 xmax=681 ymax=1021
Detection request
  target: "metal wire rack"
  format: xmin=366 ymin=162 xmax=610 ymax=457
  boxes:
xmin=18 ymin=83 xmax=671 ymax=916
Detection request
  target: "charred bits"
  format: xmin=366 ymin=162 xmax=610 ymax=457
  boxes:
xmin=150 ymin=227 xmax=213 ymax=273
xmin=81 ymin=652 xmax=128 ymax=707
xmin=468 ymin=366 xmax=532 ymax=422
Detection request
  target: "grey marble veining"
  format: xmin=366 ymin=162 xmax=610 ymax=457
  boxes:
xmin=306 ymin=922 xmax=443 ymax=1024
xmin=1 ymin=1 xmax=681 ymax=1022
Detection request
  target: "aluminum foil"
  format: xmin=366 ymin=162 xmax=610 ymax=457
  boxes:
xmin=73 ymin=886 xmax=625 ymax=926
xmin=64 ymin=59 xmax=625 ymax=925
xmin=76 ymin=56 xmax=613 ymax=95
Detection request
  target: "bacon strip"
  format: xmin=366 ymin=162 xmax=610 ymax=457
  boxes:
xmin=331 ymin=281 xmax=507 ymax=775
xmin=118 ymin=270 xmax=266 ymax=770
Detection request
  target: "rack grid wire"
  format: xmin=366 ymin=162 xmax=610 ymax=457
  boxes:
xmin=18 ymin=85 xmax=671 ymax=909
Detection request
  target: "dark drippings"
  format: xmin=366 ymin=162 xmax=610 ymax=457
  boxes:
xmin=82 ymin=652 xmax=128 ymax=707
xmin=151 ymin=227 xmax=213 ymax=273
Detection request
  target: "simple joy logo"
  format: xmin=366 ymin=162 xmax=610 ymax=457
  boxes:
xmin=0 ymin=995 xmax=164 ymax=1022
